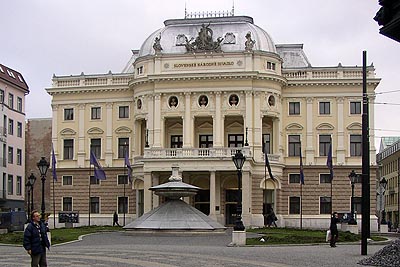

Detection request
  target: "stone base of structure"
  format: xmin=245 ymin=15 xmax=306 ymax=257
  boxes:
xmin=341 ymin=224 xmax=359 ymax=234
xmin=231 ymin=230 xmax=246 ymax=246
xmin=380 ymin=224 xmax=388 ymax=233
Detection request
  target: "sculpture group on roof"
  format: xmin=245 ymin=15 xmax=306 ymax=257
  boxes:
xmin=184 ymin=24 xmax=224 ymax=53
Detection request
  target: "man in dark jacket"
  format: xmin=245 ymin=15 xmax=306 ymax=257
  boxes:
xmin=329 ymin=212 xmax=340 ymax=247
xmin=23 ymin=210 xmax=51 ymax=266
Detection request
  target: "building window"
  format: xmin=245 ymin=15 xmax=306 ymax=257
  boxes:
xmin=16 ymin=176 xmax=22 ymax=195
xmin=350 ymin=135 xmax=362 ymax=156
xmin=320 ymin=197 xmax=332 ymax=214
xmin=320 ymin=174 xmax=332 ymax=183
xmin=350 ymin=101 xmax=361 ymax=114
xmin=136 ymin=66 xmax=143 ymax=75
xmin=194 ymin=189 xmax=210 ymax=215
xmin=0 ymin=89 xmax=4 ymax=103
xmin=17 ymin=122 xmax=22 ymax=137
xmin=267 ymin=61 xmax=276 ymax=70
xmin=262 ymin=134 xmax=271 ymax=154
xmin=288 ymin=135 xmax=301 ymax=157
xmin=319 ymin=135 xmax=331 ymax=156
xmin=171 ymin=135 xmax=183 ymax=148
xmin=354 ymin=197 xmax=362 ymax=214
xmin=8 ymin=119 xmax=13 ymax=135
xmin=199 ymin=135 xmax=213 ymax=148
xmin=119 ymin=106 xmax=129 ymax=118
xmin=64 ymin=108 xmax=74 ymax=120
xmin=289 ymin=102 xmax=300 ymax=115
xmin=118 ymin=196 xmax=128 ymax=214
xmin=63 ymin=176 xmax=73 ymax=186
xmin=169 ymin=96 xmax=179 ymax=107
xmin=7 ymin=175 xmax=13 ymax=195
xmin=319 ymin=102 xmax=330 ymax=115
xmin=289 ymin=174 xmax=301 ymax=184
xmin=228 ymin=134 xmax=244 ymax=148
xmin=118 ymin=138 xmax=129 ymax=158
xmin=90 ymin=175 xmax=100 ymax=185
xmin=8 ymin=146 xmax=13 ymax=164
xmin=17 ymin=97 xmax=22 ymax=112
xmin=8 ymin=93 xmax=14 ymax=109
xmin=17 ymin=149 xmax=22 ymax=165
xmin=289 ymin=196 xmax=300 ymax=214
xmin=91 ymin=107 xmax=101 ymax=120
xmin=118 ymin=175 xmax=128 ymax=185
xmin=90 ymin=138 xmax=101 ymax=159
xmin=63 ymin=197 xmax=72 ymax=211
xmin=63 ymin=139 xmax=74 ymax=160
xmin=90 ymin=197 xmax=100 ymax=213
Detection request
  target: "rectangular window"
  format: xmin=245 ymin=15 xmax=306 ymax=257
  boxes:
xmin=118 ymin=138 xmax=129 ymax=158
xmin=63 ymin=175 xmax=73 ymax=186
xmin=319 ymin=102 xmax=330 ymax=115
xmin=320 ymin=174 xmax=332 ymax=183
xmin=63 ymin=197 xmax=73 ymax=211
xmin=0 ymin=89 xmax=4 ymax=103
xmin=17 ymin=149 xmax=22 ymax=165
xmin=350 ymin=135 xmax=362 ymax=156
xmin=7 ymin=175 xmax=13 ymax=195
xmin=319 ymin=135 xmax=331 ymax=156
xmin=353 ymin=197 xmax=362 ymax=214
xmin=90 ymin=138 xmax=101 ymax=159
xmin=64 ymin=108 xmax=74 ymax=120
xmin=63 ymin=139 xmax=74 ymax=160
xmin=119 ymin=106 xmax=129 ymax=118
xmin=17 ymin=122 xmax=22 ymax=137
xmin=228 ymin=134 xmax=244 ymax=148
xmin=90 ymin=175 xmax=100 ymax=185
xmin=90 ymin=197 xmax=100 ymax=213
xmin=118 ymin=175 xmax=128 ymax=185
xmin=16 ymin=176 xmax=22 ymax=195
xmin=350 ymin=101 xmax=361 ymax=114
xmin=17 ymin=97 xmax=22 ymax=112
xmin=171 ymin=135 xmax=183 ymax=148
xmin=289 ymin=196 xmax=300 ymax=214
xmin=137 ymin=66 xmax=143 ymax=75
xmin=289 ymin=174 xmax=300 ymax=184
xmin=8 ymin=146 xmax=13 ymax=164
xmin=289 ymin=102 xmax=300 ymax=115
xmin=320 ymin=197 xmax=332 ymax=214
xmin=91 ymin=107 xmax=101 ymax=120
xmin=267 ymin=61 xmax=276 ymax=70
xmin=118 ymin=196 xmax=128 ymax=214
xmin=8 ymin=93 xmax=13 ymax=109
xmin=8 ymin=119 xmax=13 ymax=135
xmin=199 ymin=135 xmax=213 ymax=148
xmin=288 ymin=135 xmax=301 ymax=157
xmin=262 ymin=134 xmax=271 ymax=154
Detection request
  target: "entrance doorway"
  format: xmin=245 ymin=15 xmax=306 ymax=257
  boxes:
xmin=225 ymin=189 xmax=238 ymax=226
xmin=263 ymin=189 xmax=275 ymax=226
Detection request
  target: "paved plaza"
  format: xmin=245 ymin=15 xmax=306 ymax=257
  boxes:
xmin=0 ymin=230 xmax=390 ymax=267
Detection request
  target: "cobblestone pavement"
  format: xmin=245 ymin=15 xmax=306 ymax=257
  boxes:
xmin=0 ymin=230 xmax=388 ymax=267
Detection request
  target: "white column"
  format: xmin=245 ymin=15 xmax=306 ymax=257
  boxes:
xmin=242 ymin=171 xmax=251 ymax=226
xmin=213 ymin=92 xmax=222 ymax=147
xmin=153 ymin=94 xmax=161 ymax=147
xmin=305 ymin=97 xmax=314 ymax=164
xmin=143 ymin=172 xmax=152 ymax=213
xmin=105 ymin=103 xmax=113 ymax=166
xmin=336 ymin=97 xmax=345 ymax=164
xmin=183 ymin=92 xmax=192 ymax=147
xmin=245 ymin=91 xmax=253 ymax=146
xmin=147 ymin=95 xmax=154 ymax=146
xmin=51 ymin=104 xmax=59 ymax=158
xmin=253 ymin=92 xmax=262 ymax=158
xmin=152 ymin=173 xmax=159 ymax=209
xmin=77 ymin=104 xmax=85 ymax=167
xmin=209 ymin=171 xmax=216 ymax=218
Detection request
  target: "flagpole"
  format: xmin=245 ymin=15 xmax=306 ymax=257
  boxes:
xmin=300 ymin=182 xmax=303 ymax=230
xmin=53 ymin=178 xmax=55 ymax=229
xmin=123 ymin=162 xmax=126 ymax=227
xmin=89 ymin=163 xmax=91 ymax=227
xmin=264 ymin=142 xmax=267 ymax=226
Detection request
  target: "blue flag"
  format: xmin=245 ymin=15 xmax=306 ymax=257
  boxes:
xmin=124 ymin=150 xmax=132 ymax=183
xmin=90 ymin=151 xmax=106 ymax=180
xmin=326 ymin=144 xmax=333 ymax=181
xmin=300 ymin=148 xmax=304 ymax=185
xmin=51 ymin=145 xmax=57 ymax=181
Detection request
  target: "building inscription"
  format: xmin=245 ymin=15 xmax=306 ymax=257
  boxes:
xmin=173 ymin=61 xmax=234 ymax=68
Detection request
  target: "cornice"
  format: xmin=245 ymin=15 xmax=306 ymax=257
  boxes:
xmin=46 ymin=86 xmax=131 ymax=96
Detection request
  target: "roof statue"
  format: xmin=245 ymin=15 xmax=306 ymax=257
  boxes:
xmin=184 ymin=23 xmax=224 ymax=53
xmin=153 ymin=34 xmax=163 ymax=54
xmin=245 ymin=31 xmax=256 ymax=52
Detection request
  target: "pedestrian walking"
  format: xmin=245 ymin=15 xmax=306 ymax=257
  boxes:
xmin=329 ymin=212 xmax=340 ymax=247
xmin=266 ymin=207 xmax=278 ymax=227
xmin=23 ymin=210 xmax=51 ymax=267
xmin=113 ymin=211 xmax=120 ymax=227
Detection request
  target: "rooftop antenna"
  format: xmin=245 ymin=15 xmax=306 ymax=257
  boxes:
xmin=184 ymin=2 xmax=187 ymax=19
xmin=231 ymin=0 xmax=235 ymax=16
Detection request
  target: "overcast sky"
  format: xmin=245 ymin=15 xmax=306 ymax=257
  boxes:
xmin=1 ymin=0 xmax=399 ymax=149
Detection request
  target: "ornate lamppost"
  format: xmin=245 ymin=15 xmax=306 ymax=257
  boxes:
xmin=26 ymin=173 xmax=37 ymax=219
xmin=232 ymin=150 xmax=246 ymax=231
xmin=379 ymin=177 xmax=388 ymax=225
xmin=37 ymin=157 xmax=50 ymax=221
xmin=348 ymin=170 xmax=358 ymax=225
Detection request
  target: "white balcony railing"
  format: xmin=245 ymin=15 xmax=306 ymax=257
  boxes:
xmin=144 ymin=147 xmax=253 ymax=159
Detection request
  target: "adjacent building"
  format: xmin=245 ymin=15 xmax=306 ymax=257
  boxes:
xmin=46 ymin=13 xmax=380 ymax=229
xmin=0 ymin=64 xmax=29 ymax=212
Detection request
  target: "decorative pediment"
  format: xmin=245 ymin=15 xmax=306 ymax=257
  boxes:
xmin=60 ymin=128 xmax=76 ymax=136
xmin=170 ymin=122 xmax=183 ymax=129
xmin=198 ymin=122 xmax=213 ymax=129
xmin=285 ymin=123 xmax=303 ymax=131
xmin=226 ymin=121 xmax=243 ymax=130
xmin=115 ymin=126 xmax=132 ymax=134
xmin=347 ymin=122 xmax=362 ymax=131
xmin=316 ymin=123 xmax=334 ymax=131
xmin=87 ymin=127 xmax=104 ymax=135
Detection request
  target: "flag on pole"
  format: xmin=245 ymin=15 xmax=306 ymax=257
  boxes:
xmin=326 ymin=143 xmax=333 ymax=181
xmin=51 ymin=145 xmax=57 ymax=181
xmin=124 ymin=150 xmax=132 ymax=183
xmin=264 ymin=142 xmax=275 ymax=181
xmin=90 ymin=151 xmax=106 ymax=180
xmin=299 ymin=148 xmax=304 ymax=185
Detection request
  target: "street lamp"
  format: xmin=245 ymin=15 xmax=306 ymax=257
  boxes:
xmin=379 ymin=177 xmax=388 ymax=224
xmin=25 ymin=180 xmax=31 ymax=221
xmin=37 ymin=157 xmax=50 ymax=221
xmin=232 ymin=150 xmax=246 ymax=231
xmin=348 ymin=170 xmax=358 ymax=225
xmin=27 ymin=173 xmax=36 ymax=217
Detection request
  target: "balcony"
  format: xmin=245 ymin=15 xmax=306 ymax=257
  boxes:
xmin=144 ymin=147 xmax=252 ymax=159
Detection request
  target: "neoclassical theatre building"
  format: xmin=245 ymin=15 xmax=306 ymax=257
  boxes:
xmin=47 ymin=13 xmax=380 ymax=229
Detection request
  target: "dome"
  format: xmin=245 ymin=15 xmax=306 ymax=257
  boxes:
xmin=138 ymin=16 xmax=276 ymax=57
